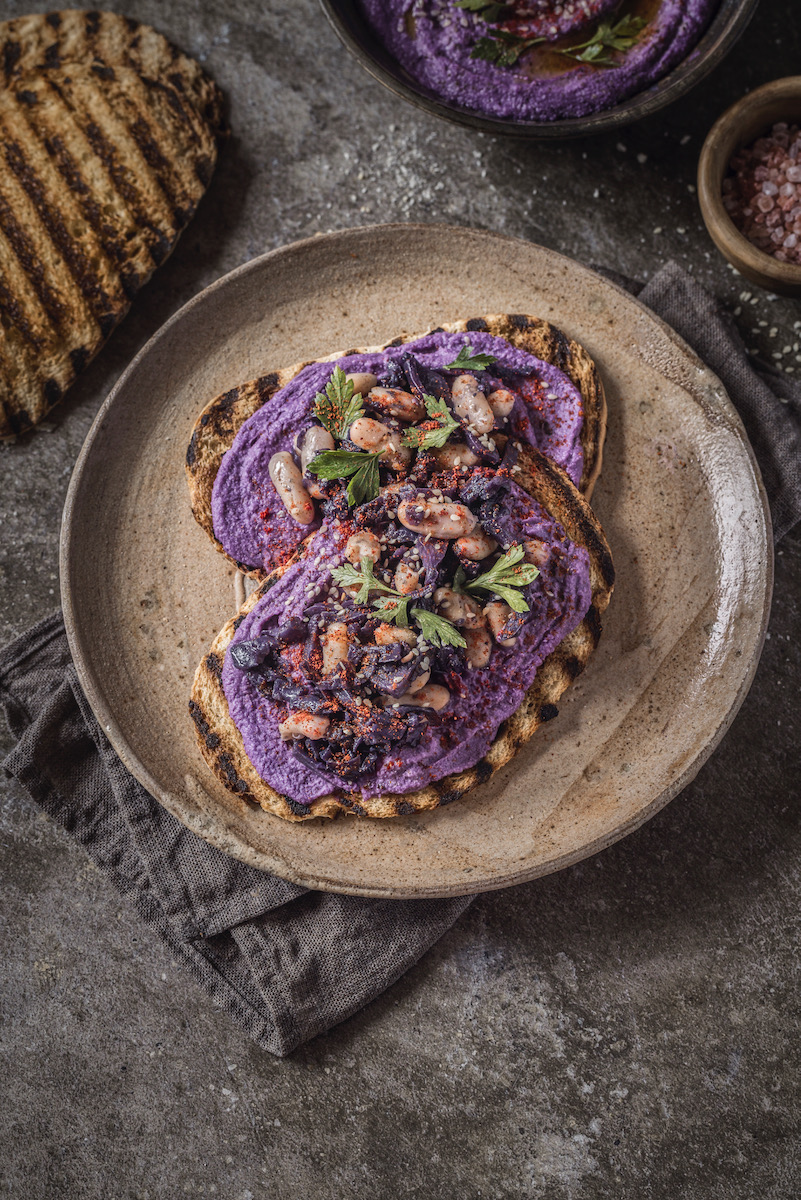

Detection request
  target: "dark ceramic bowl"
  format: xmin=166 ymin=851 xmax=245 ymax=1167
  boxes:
xmin=320 ymin=0 xmax=758 ymax=140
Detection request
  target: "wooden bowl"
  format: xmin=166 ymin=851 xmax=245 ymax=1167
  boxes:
xmin=320 ymin=0 xmax=758 ymax=141
xmin=698 ymin=76 xmax=801 ymax=295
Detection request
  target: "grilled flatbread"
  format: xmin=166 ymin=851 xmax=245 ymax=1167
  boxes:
xmin=185 ymin=314 xmax=607 ymax=578
xmin=0 ymin=9 xmax=224 ymax=131
xmin=0 ymin=12 xmax=224 ymax=437
xmin=189 ymin=445 xmax=614 ymax=821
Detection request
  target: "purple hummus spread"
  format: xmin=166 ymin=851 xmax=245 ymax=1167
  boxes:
xmin=358 ymin=1 xmax=721 ymax=122
xmin=222 ymin=485 xmax=591 ymax=803
xmin=212 ymin=330 xmax=584 ymax=574
xmin=213 ymin=340 xmax=594 ymax=805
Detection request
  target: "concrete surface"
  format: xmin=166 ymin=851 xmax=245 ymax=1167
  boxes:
xmin=1 ymin=1 xmax=800 ymax=1197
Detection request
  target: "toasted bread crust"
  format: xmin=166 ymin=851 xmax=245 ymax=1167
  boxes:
xmin=447 ymin=314 xmax=607 ymax=500
xmin=0 ymin=11 xmax=225 ymax=438
xmin=189 ymin=445 xmax=615 ymax=822
xmin=185 ymin=314 xmax=607 ymax=578
xmin=0 ymin=10 xmax=225 ymax=134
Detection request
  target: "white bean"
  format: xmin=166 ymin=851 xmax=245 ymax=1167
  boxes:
xmin=350 ymin=416 xmax=391 ymax=452
xmin=377 ymin=431 xmax=412 ymax=473
xmin=451 ymin=374 xmax=494 ymax=435
xmin=397 ymin=498 xmax=477 ymax=539
xmin=523 ymin=538 xmax=550 ymax=567
xmin=487 ymin=388 xmax=516 ymax=420
xmin=350 ymin=418 xmax=410 ymax=472
xmin=374 ymin=623 xmax=417 ymax=647
xmin=463 ymin=627 xmax=492 ymax=669
xmin=406 ymin=669 xmax=431 ymax=694
xmin=429 ymin=443 xmax=480 ymax=470
xmin=454 ymin=528 xmax=498 ymax=561
xmin=268 ymin=452 xmax=315 ymax=525
xmin=300 ymin=425 xmax=334 ymax=475
xmin=485 ymin=601 xmax=518 ymax=647
xmin=433 ymin=587 xmax=486 ymax=629
xmin=345 ymin=531 xmax=382 ymax=565
xmin=395 ymin=684 xmax=450 ymax=711
xmin=321 ymin=622 xmax=349 ymax=676
xmin=366 ymin=386 xmax=425 ymax=422
xmin=345 ymin=371 xmax=378 ymax=396
xmin=278 ymin=711 xmax=330 ymax=741
xmin=394 ymin=560 xmax=420 ymax=595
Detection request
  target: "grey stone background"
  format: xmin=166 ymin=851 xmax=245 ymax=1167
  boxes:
xmin=1 ymin=1 xmax=800 ymax=1196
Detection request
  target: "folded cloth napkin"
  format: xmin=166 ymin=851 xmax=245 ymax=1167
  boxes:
xmin=614 ymin=260 xmax=801 ymax=540
xmin=2 ymin=262 xmax=799 ymax=1057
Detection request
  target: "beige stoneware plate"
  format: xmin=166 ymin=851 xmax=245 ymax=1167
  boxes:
xmin=61 ymin=224 xmax=773 ymax=899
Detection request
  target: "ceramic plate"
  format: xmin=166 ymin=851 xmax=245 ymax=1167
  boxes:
xmin=61 ymin=224 xmax=772 ymax=898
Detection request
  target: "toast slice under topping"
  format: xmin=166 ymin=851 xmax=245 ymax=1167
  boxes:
xmin=185 ymin=315 xmax=607 ymax=578
xmin=189 ymin=445 xmax=614 ymax=821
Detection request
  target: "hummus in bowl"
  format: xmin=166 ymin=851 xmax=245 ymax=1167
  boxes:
xmin=359 ymin=0 xmax=721 ymax=121
xmin=321 ymin=0 xmax=757 ymax=134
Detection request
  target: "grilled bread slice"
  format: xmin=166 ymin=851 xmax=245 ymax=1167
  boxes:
xmin=0 ymin=12 xmax=224 ymax=437
xmin=0 ymin=9 xmax=224 ymax=132
xmin=185 ymin=314 xmax=607 ymax=578
xmin=189 ymin=444 xmax=615 ymax=822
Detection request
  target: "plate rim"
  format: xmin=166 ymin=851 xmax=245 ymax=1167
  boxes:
xmin=60 ymin=222 xmax=774 ymax=898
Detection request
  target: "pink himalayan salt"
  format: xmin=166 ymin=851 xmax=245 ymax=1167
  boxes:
xmin=723 ymin=121 xmax=801 ymax=266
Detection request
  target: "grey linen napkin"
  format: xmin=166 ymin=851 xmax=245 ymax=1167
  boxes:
xmin=609 ymin=260 xmax=801 ymax=540
xmin=1 ymin=262 xmax=799 ymax=1058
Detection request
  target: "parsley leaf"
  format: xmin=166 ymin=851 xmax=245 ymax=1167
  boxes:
xmin=402 ymin=394 xmax=461 ymax=451
xmin=347 ymin=455 xmax=381 ymax=507
xmin=373 ymin=596 xmax=411 ymax=627
xmin=561 ymin=15 xmax=646 ymax=67
xmin=331 ymin=564 xmax=467 ymax=648
xmin=331 ymin=557 xmax=398 ymax=606
xmin=443 ymin=342 xmax=499 ymax=372
xmin=307 ymin=448 xmax=381 ymax=508
xmin=412 ymin=608 xmax=467 ymax=650
xmin=313 ymin=366 xmax=364 ymax=440
xmin=456 ymin=0 xmax=512 ymax=20
xmin=307 ymin=449 xmax=376 ymax=478
xmin=464 ymin=544 xmax=539 ymax=613
xmin=330 ymin=562 xmax=467 ymax=649
xmin=471 ymin=31 xmax=544 ymax=68
xmin=375 ymin=600 xmax=466 ymax=648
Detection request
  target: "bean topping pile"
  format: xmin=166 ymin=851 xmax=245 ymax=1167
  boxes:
xmin=229 ymin=347 xmax=563 ymax=784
